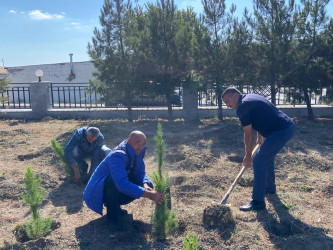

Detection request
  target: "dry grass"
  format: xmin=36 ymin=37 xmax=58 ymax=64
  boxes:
xmin=0 ymin=117 xmax=332 ymax=249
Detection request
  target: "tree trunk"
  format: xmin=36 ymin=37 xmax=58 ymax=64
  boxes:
xmin=125 ymin=89 xmax=133 ymax=123
xmin=303 ymin=88 xmax=314 ymax=120
xmin=270 ymin=84 xmax=276 ymax=105
xmin=166 ymin=93 xmax=173 ymax=121
xmin=216 ymin=86 xmax=223 ymax=121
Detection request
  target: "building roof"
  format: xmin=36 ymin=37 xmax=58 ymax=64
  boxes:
xmin=6 ymin=61 xmax=96 ymax=84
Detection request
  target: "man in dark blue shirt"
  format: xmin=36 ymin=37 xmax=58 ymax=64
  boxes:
xmin=64 ymin=127 xmax=111 ymax=183
xmin=222 ymin=87 xmax=296 ymax=211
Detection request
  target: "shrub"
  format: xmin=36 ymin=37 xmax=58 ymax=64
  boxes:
xmin=50 ymin=139 xmax=73 ymax=177
xmin=20 ymin=167 xmax=52 ymax=240
xmin=152 ymin=123 xmax=177 ymax=239
xmin=183 ymin=232 xmax=200 ymax=250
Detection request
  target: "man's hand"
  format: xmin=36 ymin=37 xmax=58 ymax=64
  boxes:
xmin=72 ymin=164 xmax=81 ymax=182
xmin=142 ymin=189 xmax=164 ymax=204
xmin=243 ymin=155 xmax=252 ymax=168
xmin=150 ymin=190 xmax=164 ymax=204
xmin=143 ymin=183 xmax=154 ymax=192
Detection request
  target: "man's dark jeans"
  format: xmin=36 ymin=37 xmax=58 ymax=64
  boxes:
xmin=73 ymin=145 xmax=111 ymax=175
xmin=103 ymin=176 xmax=152 ymax=221
xmin=252 ymin=122 xmax=296 ymax=201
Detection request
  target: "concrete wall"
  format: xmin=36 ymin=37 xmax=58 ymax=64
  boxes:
xmin=1 ymin=106 xmax=333 ymax=120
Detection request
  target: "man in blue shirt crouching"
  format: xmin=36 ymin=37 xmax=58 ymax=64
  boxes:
xmin=64 ymin=127 xmax=111 ymax=183
xmin=83 ymin=131 xmax=164 ymax=231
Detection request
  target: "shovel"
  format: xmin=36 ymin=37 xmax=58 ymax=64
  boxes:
xmin=220 ymin=143 xmax=260 ymax=204
xmin=203 ymin=144 xmax=261 ymax=228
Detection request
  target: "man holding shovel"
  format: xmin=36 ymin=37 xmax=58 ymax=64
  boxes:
xmin=222 ymin=87 xmax=296 ymax=211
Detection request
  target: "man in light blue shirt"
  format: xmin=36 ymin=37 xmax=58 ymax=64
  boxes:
xmin=64 ymin=127 xmax=111 ymax=182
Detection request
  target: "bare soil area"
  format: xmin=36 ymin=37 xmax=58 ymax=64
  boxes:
xmin=0 ymin=117 xmax=332 ymax=249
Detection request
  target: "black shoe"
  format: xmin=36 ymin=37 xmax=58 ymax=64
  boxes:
xmin=106 ymin=219 xmax=127 ymax=231
xmin=240 ymin=200 xmax=266 ymax=211
xmin=266 ymin=188 xmax=276 ymax=195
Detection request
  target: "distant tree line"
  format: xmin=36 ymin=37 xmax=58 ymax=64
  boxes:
xmin=88 ymin=0 xmax=333 ymax=121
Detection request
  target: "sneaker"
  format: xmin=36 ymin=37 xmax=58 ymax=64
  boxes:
xmin=240 ymin=200 xmax=266 ymax=211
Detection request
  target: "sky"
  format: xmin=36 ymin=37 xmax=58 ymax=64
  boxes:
xmin=1 ymin=0 xmax=332 ymax=67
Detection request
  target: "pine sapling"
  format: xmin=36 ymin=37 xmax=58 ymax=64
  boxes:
xmin=152 ymin=123 xmax=177 ymax=239
xmin=183 ymin=232 xmax=200 ymax=250
xmin=20 ymin=167 xmax=52 ymax=240
xmin=50 ymin=139 xmax=73 ymax=177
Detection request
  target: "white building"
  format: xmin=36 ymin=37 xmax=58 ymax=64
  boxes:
xmin=5 ymin=54 xmax=96 ymax=84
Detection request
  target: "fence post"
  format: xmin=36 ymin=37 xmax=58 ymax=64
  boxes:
xmin=30 ymin=81 xmax=51 ymax=119
xmin=182 ymin=84 xmax=199 ymax=121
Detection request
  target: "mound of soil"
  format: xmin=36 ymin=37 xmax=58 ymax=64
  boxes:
xmin=202 ymin=203 xmax=234 ymax=230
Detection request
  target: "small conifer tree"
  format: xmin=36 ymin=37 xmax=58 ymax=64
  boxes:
xmin=152 ymin=123 xmax=177 ymax=239
xmin=183 ymin=232 xmax=200 ymax=250
xmin=0 ymin=77 xmax=10 ymax=107
xmin=50 ymin=139 xmax=73 ymax=177
xmin=21 ymin=167 xmax=52 ymax=240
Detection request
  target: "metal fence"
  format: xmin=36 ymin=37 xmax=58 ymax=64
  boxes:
xmin=50 ymin=83 xmax=182 ymax=109
xmin=1 ymin=84 xmax=31 ymax=109
xmin=198 ymin=85 xmax=332 ymax=107
xmin=2 ymin=83 xmax=331 ymax=110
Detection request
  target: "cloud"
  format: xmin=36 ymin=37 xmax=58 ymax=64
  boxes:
xmin=28 ymin=10 xmax=65 ymax=20
xmin=9 ymin=10 xmax=16 ymax=14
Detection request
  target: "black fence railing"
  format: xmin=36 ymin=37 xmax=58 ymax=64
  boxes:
xmin=51 ymin=84 xmax=103 ymax=108
xmin=198 ymin=85 xmax=332 ymax=107
xmin=3 ymin=83 xmax=330 ymax=110
xmin=1 ymin=85 xmax=31 ymax=109
xmin=50 ymin=84 xmax=182 ymax=109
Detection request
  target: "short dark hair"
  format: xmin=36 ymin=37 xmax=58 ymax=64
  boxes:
xmin=86 ymin=127 xmax=100 ymax=138
xmin=222 ymin=87 xmax=241 ymax=98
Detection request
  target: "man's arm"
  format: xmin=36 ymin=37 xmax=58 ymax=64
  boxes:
xmin=256 ymin=131 xmax=264 ymax=145
xmin=243 ymin=124 xmax=254 ymax=168
xmin=64 ymin=130 xmax=81 ymax=182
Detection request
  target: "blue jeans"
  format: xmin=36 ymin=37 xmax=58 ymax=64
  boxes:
xmin=252 ymin=122 xmax=296 ymax=201
xmin=73 ymin=145 xmax=111 ymax=175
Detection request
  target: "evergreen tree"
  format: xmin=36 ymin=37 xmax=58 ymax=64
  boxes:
xmin=50 ymin=139 xmax=73 ymax=177
xmin=20 ymin=167 xmax=52 ymax=240
xmin=152 ymin=123 xmax=177 ymax=239
xmin=245 ymin=0 xmax=296 ymax=104
xmin=146 ymin=0 xmax=181 ymax=120
xmin=226 ymin=17 xmax=256 ymax=88
xmin=88 ymin=0 xmax=135 ymax=122
xmin=290 ymin=0 xmax=331 ymax=119
xmin=0 ymin=77 xmax=10 ymax=106
xmin=201 ymin=0 xmax=235 ymax=120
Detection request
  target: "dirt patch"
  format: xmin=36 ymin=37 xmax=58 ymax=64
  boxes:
xmin=0 ymin=118 xmax=332 ymax=249
xmin=202 ymin=203 xmax=234 ymax=230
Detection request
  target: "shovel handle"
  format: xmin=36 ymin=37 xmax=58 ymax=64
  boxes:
xmin=220 ymin=144 xmax=260 ymax=204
